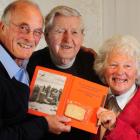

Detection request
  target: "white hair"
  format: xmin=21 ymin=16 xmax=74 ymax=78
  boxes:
xmin=94 ymin=35 xmax=140 ymax=85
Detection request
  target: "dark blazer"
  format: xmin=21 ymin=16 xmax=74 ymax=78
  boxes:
xmin=0 ymin=61 xmax=48 ymax=140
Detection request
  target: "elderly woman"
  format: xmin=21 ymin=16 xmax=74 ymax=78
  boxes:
xmin=94 ymin=35 xmax=140 ymax=140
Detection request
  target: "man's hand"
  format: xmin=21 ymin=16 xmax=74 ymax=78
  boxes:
xmin=45 ymin=115 xmax=71 ymax=134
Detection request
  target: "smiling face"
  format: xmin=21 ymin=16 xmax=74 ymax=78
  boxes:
xmin=45 ymin=15 xmax=83 ymax=65
xmin=104 ymin=52 xmax=137 ymax=95
xmin=0 ymin=3 xmax=43 ymax=61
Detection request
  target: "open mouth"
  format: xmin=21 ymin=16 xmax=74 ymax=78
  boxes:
xmin=61 ymin=44 xmax=72 ymax=49
xmin=18 ymin=43 xmax=32 ymax=49
xmin=112 ymin=77 xmax=127 ymax=83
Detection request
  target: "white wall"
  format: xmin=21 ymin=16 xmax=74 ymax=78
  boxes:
xmin=0 ymin=0 xmax=12 ymax=15
xmin=102 ymin=0 xmax=140 ymax=44
xmin=0 ymin=0 xmax=103 ymax=52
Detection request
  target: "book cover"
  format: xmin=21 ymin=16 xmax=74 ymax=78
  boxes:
xmin=29 ymin=66 xmax=109 ymax=134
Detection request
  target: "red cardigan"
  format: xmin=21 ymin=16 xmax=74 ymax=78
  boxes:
xmin=103 ymin=87 xmax=140 ymax=140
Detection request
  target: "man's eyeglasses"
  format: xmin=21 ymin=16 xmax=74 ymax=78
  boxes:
xmin=11 ymin=22 xmax=43 ymax=38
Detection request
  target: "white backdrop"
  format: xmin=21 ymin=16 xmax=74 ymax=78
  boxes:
xmin=102 ymin=0 xmax=140 ymax=44
xmin=0 ymin=0 xmax=102 ymax=52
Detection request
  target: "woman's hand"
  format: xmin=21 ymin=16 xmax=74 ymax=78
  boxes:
xmin=97 ymin=107 xmax=117 ymax=130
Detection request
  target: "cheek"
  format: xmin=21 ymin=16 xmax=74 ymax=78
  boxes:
xmin=74 ymin=36 xmax=83 ymax=45
xmin=48 ymin=35 xmax=61 ymax=47
xmin=129 ymin=71 xmax=137 ymax=81
xmin=104 ymin=69 xmax=112 ymax=77
xmin=35 ymin=38 xmax=41 ymax=46
xmin=49 ymin=40 xmax=60 ymax=54
xmin=72 ymin=37 xmax=83 ymax=52
xmin=4 ymin=35 xmax=15 ymax=52
xmin=104 ymin=69 xmax=113 ymax=82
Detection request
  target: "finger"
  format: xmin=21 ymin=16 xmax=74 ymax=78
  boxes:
xmin=55 ymin=131 xmax=62 ymax=135
xmin=58 ymin=115 xmax=71 ymax=123
xmin=62 ymin=125 xmax=71 ymax=132
xmin=97 ymin=119 xmax=101 ymax=126
xmin=97 ymin=107 xmax=108 ymax=117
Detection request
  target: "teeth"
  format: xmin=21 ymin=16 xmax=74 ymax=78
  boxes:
xmin=112 ymin=78 xmax=127 ymax=83
xmin=61 ymin=45 xmax=72 ymax=49
xmin=18 ymin=43 xmax=32 ymax=49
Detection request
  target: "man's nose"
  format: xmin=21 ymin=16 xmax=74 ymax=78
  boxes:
xmin=63 ymin=31 xmax=72 ymax=43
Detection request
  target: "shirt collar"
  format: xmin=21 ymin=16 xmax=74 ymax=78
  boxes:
xmin=0 ymin=44 xmax=28 ymax=78
xmin=110 ymin=84 xmax=136 ymax=109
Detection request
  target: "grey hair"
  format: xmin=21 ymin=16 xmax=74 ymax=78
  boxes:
xmin=44 ymin=5 xmax=84 ymax=36
xmin=1 ymin=0 xmax=42 ymax=25
xmin=94 ymin=35 xmax=140 ymax=85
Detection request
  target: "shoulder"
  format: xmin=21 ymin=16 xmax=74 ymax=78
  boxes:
xmin=27 ymin=47 xmax=50 ymax=80
xmin=31 ymin=47 xmax=49 ymax=58
xmin=28 ymin=47 xmax=49 ymax=69
xmin=78 ymin=47 xmax=96 ymax=60
xmin=76 ymin=47 xmax=97 ymax=65
xmin=80 ymin=46 xmax=97 ymax=56
xmin=134 ymin=86 xmax=140 ymax=99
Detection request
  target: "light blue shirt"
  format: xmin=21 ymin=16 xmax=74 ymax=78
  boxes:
xmin=0 ymin=44 xmax=29 ymax=85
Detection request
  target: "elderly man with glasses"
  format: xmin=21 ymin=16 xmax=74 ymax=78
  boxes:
xmin=0 ymin=1 xmax=71 ymax=140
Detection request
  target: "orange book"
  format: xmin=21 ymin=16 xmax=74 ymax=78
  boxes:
xmin=29 ymin=66 xmax=109 ymax=134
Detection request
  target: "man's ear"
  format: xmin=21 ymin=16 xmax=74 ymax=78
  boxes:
xmin=0 ymin=21 xmax=6 ymax=32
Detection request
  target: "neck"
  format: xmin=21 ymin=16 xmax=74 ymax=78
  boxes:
xmin=15 ymin=59 xmax=24 ymax=66
xmin=15 ymin=58 xmax=28 ymax=68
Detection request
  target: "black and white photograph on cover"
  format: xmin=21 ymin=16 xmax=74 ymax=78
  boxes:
xmin=29 ymin=69 xmax=66 ymax=115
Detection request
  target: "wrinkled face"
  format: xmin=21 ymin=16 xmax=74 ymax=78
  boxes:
xmin=104 ymin=52 xmax=137 ymax=95
xmin=46 ymin=15 xmax=83 ymax=65
xmin=0 ymin=5 xmax=43 ymax=60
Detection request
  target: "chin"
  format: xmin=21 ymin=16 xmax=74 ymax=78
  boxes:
xmin=20 ymin=54 xmax=31 ymax=60
xmin=113 ymin=88 xmax=127 ymax=95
